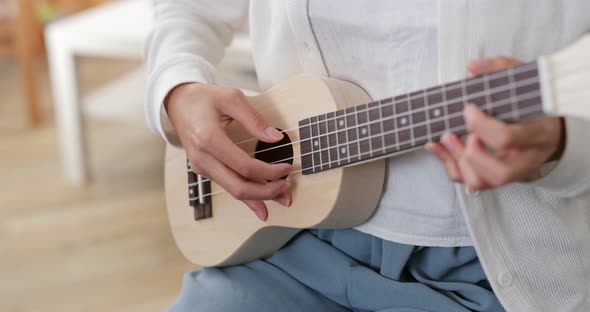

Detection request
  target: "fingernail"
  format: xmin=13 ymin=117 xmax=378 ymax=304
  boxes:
xmin=275 ymin=192 xmax=292 ymax=207
xmin=442 ymin=133 xmax=458 ymax=150
xmin=265 ymin=127 xmax=284 ymax=140
xmin=283 ymin=181 xmax=291 ymax=191
xmin=255 ymin=209 xmax=266 ymax=221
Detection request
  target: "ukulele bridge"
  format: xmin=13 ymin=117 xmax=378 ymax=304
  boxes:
xmin=187 ymin=159 xmax=212 ymax=220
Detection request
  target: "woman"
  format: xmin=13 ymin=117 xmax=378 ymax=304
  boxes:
xmin=145 ymin=1 xmax=590 ymax=311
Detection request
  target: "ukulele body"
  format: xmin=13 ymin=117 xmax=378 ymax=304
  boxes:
xmin=165 ymin=75 xmax=386 ymax=267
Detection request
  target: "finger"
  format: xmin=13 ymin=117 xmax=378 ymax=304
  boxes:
xmin=273 ymin=190 xmax=293 ymax=207
xmin=251 ymin=178 xmax=292 ymax=207
xmin=425 ymin=142 xmax=463 ymax=182
xmin=458 ymin=136 xmax=490 ymax=191
xmin=440 ymin=132 xmax=465 ymax=160
xmin=196 ymin=126 xmax=293 ymax=181
xmin=464 ymin=104 xmax=548 ymax=150
xmin=221 ymin=89 xmax=285 ymax=143
xmin=242 ymin=200 xmax=268 ymax=221
xmin=465 ymin=136 xmax=536 ymax=187
xmin=195 ymin=152 xmax=290 ymax=201
xmin=462 ymin=134 xmax=518 ymax=187
xmin=467 ymin=56 xmax=522 ymax=75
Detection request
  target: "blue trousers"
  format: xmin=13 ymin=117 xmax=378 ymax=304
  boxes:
xmin=167 ymin=229 xmax=505 ymax=312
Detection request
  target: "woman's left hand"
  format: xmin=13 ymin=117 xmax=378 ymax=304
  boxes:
xmin=425 ymin=56 xmax=565 ymax=191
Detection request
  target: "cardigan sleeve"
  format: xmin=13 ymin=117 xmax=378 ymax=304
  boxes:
xmin=144 ymin=0 xmax=248 ymax=146
xmin=528 ymin=116 xmax=590 ymax=198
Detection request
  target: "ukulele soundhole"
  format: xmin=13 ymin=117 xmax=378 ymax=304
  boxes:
xmin=254 ymin=128 xmax=293 ymax=179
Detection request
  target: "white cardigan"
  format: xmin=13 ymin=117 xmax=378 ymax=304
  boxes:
xmin=145 ymin=1 xmax=590 ymax=311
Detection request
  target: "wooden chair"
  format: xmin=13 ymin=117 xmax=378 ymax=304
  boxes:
xmin=0 ymin=9 xmax=13 ymax=56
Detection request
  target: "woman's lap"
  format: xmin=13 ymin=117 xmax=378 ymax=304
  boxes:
xmin=167 ymin=229 xmax=504 ymax=312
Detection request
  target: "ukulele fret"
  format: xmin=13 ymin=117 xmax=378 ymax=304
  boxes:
xmin=410 ymin=90 xmax=428 ymax=146
xmin=336 ymin=110 xmax=349 ymax=165
xmin=381 ymin=98 xmax=397 ymax=154
xmin=368 ymin=101 xmax=384 ymax=158
xmin=445 ymin=80 xmax=465 ymax=138
xmin=489 ymin=71 xmax=513 ymax=119
xmin=356 ymin=104 xmax=371 ymax=158
xmin=426 ymin=87 xmax=446 ymax=143
xmin=326 ymin=112 xmax=340 ymax=166
xmin=345 ymin=106 xmax=360 ymax=163
xmin=309 ymin=116 xmax=322 ymax=172
xmin=317 ymin=114 xmax=330 ymax=171
xmin=298 ymin=118 xmax=314 ymax=175
xmin=514 ymin=67 xmax=543 ymax=118
xmin=395 ymin=94 xmax=412 ymax=150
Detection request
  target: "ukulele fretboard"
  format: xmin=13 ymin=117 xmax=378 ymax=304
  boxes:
xmin=298 ymin=62 xmax=544 ymax=175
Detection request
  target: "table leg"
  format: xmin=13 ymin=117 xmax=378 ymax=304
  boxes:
xmin=16 ymin=0 xmax=42 ymax=126
xmin=45 ymin=27 xmax=88 ymax=185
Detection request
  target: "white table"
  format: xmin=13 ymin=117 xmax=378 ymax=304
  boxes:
xmin=45 ymin=0 xmax=254 ymax=185
xmin=45 ymin=0 xmax=153 ymax=185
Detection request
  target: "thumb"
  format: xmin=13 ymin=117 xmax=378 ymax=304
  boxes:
xmin=224 ymin=90 xmax=284 ymax=143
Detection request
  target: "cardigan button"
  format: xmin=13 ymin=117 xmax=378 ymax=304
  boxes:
xmin=464 ymin=186 xmax=480 ymax=197
xmin=498 ymin=271 xmax=514 ymax=288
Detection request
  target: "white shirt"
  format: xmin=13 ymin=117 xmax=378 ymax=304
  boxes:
xmin=309 ymin=0 xmax=471 ymax=246
xmin=145 ymin=1 xmax=590 ymax=311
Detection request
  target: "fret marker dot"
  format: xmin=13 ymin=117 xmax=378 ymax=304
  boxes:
xmin=338 ymin=120 xmax=344 ymax=127
xmin=189 ymin=189 xmax=194 ymax=194
xmin=314 ymin=140 xmax=319 ymax=147
xmin=361 ymin=128 xmax=367 ymax=135
xmin=341 ymin=147 xmax=347 ymax=154
xmin=400 ymin=117 xmax=407 ymax=125
xmin=433 ymin=109 xmax=441 ymax=117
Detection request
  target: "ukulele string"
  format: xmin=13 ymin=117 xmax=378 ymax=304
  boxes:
xmin=188 ymin=76 xmax=541 ymax=183
xmin=229 ymin=74 xmax=539 ymax=159
xmin=230 ymin=62 xmax=537 ymax=148
xmin=188 ymin=89 xmax=542 ymax=200
xmin=190 ymin=88 xmax=541 ymax=186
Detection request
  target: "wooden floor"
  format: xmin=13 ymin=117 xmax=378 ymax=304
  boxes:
xmin=0 ymin=57 xmax=194 ymax=311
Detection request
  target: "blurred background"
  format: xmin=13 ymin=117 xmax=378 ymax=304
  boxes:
xmin=0 ymin=0 xmax=255 ymax=310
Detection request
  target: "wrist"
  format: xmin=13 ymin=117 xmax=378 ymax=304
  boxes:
xmin=164 ymin=82 xmax=200 ymax=114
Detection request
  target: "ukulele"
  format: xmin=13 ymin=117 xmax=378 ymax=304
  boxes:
xmin=165 ymin=34 xmax=590 ymax=267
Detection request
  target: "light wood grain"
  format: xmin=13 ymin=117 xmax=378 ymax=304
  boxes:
xmin=0 ymin=57 xmax=193 ymax=312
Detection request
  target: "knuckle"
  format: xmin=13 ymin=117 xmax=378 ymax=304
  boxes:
xmin=493 ymin=168 xmax=513 ymax=186
xmin=468 ymin=180 xmax=484 ymax=191
xmin=193 ymin=127 xmax=215 ymax=148
xmin=238 ymin=164 xmax=254 ymax=178
xmin=496 ymin=127 xmax=513 ymax=149
xmin=264 ymin=186 xmax=281 ymax=199
xmin=226 ymin=88 xmax=245 ymax=102
xmin=248 ymin=112 xmax=265 ymax=127
xmin=230 ymin=184 xmax=248 ymax=200
xmin=188 ymin=159 xmax=204 ymax=174
xmin=464 ymin=146 xmax=477 ymax=161
xmin=449 ymin=171 xmax=462 ymax=182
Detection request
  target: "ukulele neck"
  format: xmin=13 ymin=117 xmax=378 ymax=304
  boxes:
xmin=298 ymin=61 xmax=544 ymax=175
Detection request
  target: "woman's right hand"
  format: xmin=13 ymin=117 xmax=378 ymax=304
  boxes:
xmin=165 ymin=83 xmax=293 ymax=221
